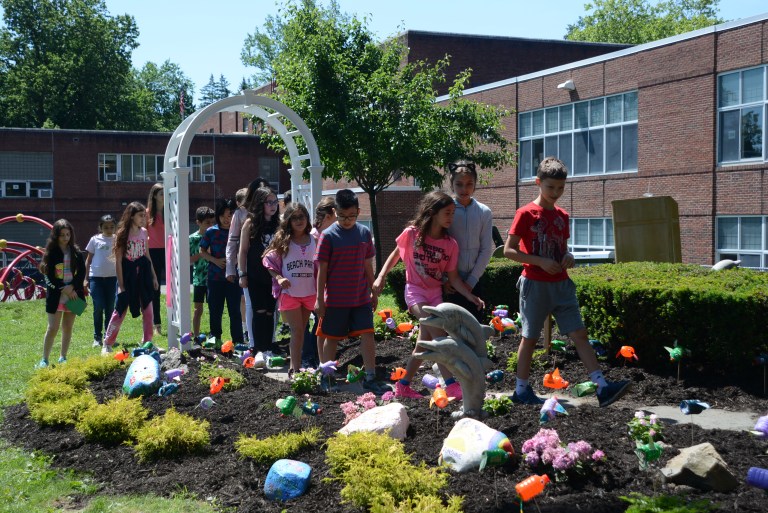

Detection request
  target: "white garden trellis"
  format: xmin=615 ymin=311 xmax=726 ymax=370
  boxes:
xmin=162 ymin=90 xmax=323 ymax=346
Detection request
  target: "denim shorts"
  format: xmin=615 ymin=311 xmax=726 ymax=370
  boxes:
xmin=517 ymin=275 xmax=584 ymax=339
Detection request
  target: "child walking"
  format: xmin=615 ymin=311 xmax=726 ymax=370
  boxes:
xmin=84 ymin=214 xmax=117 ymax=348
xmin=200 ymin=199 xmax=243 ymax=344
xmin=444 ymin=161 xmax=494 ymax=322
xmin=189 ymin=206 xmax=216 ymax=337
xmin=146 ymin=183 xmax=165 ymax=337
xmin=315 ymin=189 xmax=387 ymax=395
xmin=238 ymin=187 xmax=279 ymax=352
xmin=102 ymin=202 xmax=159 ymax=353
xmin=503 ymin=157 xmax=630 ymax=407
xmin=373 ymin=191 xmax=485 ymax=400
xmin=263 ymin=203 xmax=316 ymax=376
xmin=38 ymin=219 xmax=86 ymax=367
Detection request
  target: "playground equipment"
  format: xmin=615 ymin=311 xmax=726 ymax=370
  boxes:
xmin=0 ymin=214 xmax=52 ymax=302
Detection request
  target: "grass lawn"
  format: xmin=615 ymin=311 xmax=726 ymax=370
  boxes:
xmin=0 ymin=290 xmax=399 ymax=512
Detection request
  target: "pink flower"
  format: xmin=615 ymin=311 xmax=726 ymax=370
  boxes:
xmin=634 ymin=411 xmax=645 ymax=419
xmin=381 ymin=391 xmax=395 ymax=402
xmin=591 ymin=450 xmax=605 ymax=461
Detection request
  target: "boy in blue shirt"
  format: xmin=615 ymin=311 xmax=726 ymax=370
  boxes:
xmin=504 ymin=157 xmax=630 ymax=407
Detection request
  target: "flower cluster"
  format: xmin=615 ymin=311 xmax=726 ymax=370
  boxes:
xmin=291 ymin=368 xmax=321 ymax=394
xmin=521 ymin=428 xmax=604 ymax=474
xmin=340 ymin=392 xmax=378 ymax=424
xmin=627 ymin=410 xmax=664 ymax=444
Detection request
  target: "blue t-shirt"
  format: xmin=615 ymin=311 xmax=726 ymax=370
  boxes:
xmin=200 ymin=225 xmax=229 ymax=282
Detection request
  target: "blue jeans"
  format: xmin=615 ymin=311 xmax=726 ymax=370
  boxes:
xmin=89 ymin=276 xmax=117 ymax=342
xmin=207 ymin=279 xmax=244 ymax=343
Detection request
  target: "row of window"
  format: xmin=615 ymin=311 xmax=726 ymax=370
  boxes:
xmin=718 ymin=65 xmax=766 ymax=163
xmin=1 ymin=180 xmax=54 ymax=198
xmin=98 ymin=154 xmax=215 ymax=183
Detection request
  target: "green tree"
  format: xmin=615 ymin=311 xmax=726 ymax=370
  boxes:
xmin=134 ymin=60 xmax=195 ymax=131
xmin=241 ymin=11 xmax=286 ymax=87
xmin=0 ymin=0 xmax=139 ymax=128
xmin=248 ymin=0 xmax=513 ymax=267
xmin=565 ymin=0 xmax=723 ymax=44
xmin=215 ymin=74 xmax=231 ymax=100
xmin=199 ymin=74 xmax=220 ymax=107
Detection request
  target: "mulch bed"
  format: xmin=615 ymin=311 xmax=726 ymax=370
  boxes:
xmin=3 ymin=331 xmax=768 ymax=513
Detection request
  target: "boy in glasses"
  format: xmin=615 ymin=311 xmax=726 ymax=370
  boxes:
xmin=315 ymin=189 xmax=388 ymax=394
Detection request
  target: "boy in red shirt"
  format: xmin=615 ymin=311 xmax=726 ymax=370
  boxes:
xmin=504 ymin=157 xmax=629 ymax=407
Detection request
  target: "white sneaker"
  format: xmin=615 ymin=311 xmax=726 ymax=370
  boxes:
xmin=92 ymin=339 xmax=102 ymax=348
xmin=101 ymin=344 xmax=112 ymax=355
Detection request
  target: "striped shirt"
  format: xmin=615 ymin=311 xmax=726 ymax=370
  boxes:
xmin=315 ymin=222 xmax=375 ymax=307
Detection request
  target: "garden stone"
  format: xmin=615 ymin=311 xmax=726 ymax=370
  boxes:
xmin=162 ymin=347 xmax=183 ymax=370
xmin=660 ymin=442 xmax=738 ymax=492
xmin=438 ymin=417 xmax=514 ymax=473
xmin=414 ymin=303 xmax=495 ymax=418
xmin=338 ymin=402 xmax=409 ymax=440
xmin=264 ymin=459 xmax=311 ymax=500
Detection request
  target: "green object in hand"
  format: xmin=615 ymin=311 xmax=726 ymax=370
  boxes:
xmin=65 ymin=297 xmax=87 ymax=316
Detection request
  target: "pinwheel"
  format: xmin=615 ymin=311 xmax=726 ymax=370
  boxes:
xmin=539 ymin=396 xmax=568 ymax=424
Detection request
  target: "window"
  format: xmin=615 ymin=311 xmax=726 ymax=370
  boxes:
xmin=718 ymin=66 xmax=766 ymax=163
xmin=716 ymin=216 xmax=767 ymax=269
xmin=258 ymin=157 xmax=280 ymax=191
xmin=518 ymin=91 xmax=638 ymax=179
xmin=1 ymin=180 xmax=53 ymax=198
xmin=569 ymin=217 xmax=614 ymax=252
xmin=98 ymin=153 xmax=213 ymax=182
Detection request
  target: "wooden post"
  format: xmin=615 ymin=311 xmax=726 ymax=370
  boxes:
xmin=543 ymin=315 xmax=552 ymax=352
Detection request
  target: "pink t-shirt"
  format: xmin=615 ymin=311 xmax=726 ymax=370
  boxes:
xmin=125 ymin=228 xmax=149 ymax=262
xmin=146 ymin=210 xmax=165 ymax=250
xmin=509 ymin=202 xmax=569 ymax=282
xmin=396 ymin=226 xmax=458 ymax=294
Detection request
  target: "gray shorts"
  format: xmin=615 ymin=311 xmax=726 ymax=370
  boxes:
xmin=517 ymin=275 xmax=585 ymax=339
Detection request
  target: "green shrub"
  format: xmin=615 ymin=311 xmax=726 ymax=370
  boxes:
xmin=486 ymin=340 xmax=496 ymax=360
xmin=28 ymin=390 xmax=97 ymax=426
xmin=506 ymin=348 xmax=548 ymax=374
xmin=25 ymin=380 xmax=82 ymax=408
xmin=482 ymin=395 xmax=513 ymax=416
xmin=76 ymin=395 xmax=149 ymax=445
xmin=235 ymin=427 xmax=321 ymax=463
xmin=197 ymin=362 xmax=245 ymax=391
xmin=75 ymin=355 xmax=124 ymax=380
xmin=370 ymin=494 xmax=464 ymax=513
xmin=133 ymin=408 xmax=210 ymax=462
xmin=325 ymin=432 xmax=451 ymax=509
xmin=620 ymin=492 xmax=717 ymax=512
xmin=29 ymin=363 xmax=89 ymax=390
xmin=291 ymin=370 xmax=320 ymax=394
xmin=373 ymin=307 xmax=417 ymax=341
xmin=388 ymin=258 xmax=524 ymax=317
xmin=571 ymin=263 xmax=768 ymax=369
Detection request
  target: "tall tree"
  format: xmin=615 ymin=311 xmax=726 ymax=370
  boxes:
xmin=215 ymin=74 xmax=231 ymax=99
xmin=199 ymin=74 xmax=220 ymax=107
xmin=134 ymin=60 xmax=195 ymax=132
xmin=565 ymin=0 xmax=723 ymax=44
xmin=249 ymin=0 xmax=513 ymax=267
xmin=0 ymin=0 xmax=139 ymax=128
xmin=241 ymin=12 xmax=285 ymax=87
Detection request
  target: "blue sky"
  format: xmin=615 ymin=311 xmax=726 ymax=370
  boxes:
xmin=103 ymin=0 xmax=768 ymax=103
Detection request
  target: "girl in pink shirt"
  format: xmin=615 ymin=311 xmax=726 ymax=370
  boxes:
xmin=146 ymin=183 xmax=165 ymax=337
xmin=262 ymin=203 xmax=316 ymax=376
xmin=373 ymin=191 xmax=484 ymax=400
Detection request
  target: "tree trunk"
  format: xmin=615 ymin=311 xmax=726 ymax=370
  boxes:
xmin=367 ymin=189 xmax=383 ymax=272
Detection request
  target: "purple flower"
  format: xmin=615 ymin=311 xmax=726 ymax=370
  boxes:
xmin=525 ymin=452 xmax=541 ymax=466
xmin=591 ymin=450 xmax=605 ymax=461
xmin=381 ymin=391 xmax=394 ymax=402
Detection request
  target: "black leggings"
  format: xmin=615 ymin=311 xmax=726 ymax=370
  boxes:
xmin=149 ymin=248 xmax=165 ymax=327
xmin=248 ymin=283 xmax=276 ymax=351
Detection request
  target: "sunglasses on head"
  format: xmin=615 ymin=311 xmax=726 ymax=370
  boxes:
xmin=448 ymin=162 xmax=476 ymax=173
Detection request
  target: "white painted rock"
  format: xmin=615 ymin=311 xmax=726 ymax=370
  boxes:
xmin=338 ymin=402 xmax=410 ymax=440
xmin=660 ymin=442 xmax=738 ymax=492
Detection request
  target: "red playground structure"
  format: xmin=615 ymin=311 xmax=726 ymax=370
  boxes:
xmin=0 ymin=213 xmax=52 ymax=302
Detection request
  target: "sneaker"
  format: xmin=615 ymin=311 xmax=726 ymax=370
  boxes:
xmin=395 ymin=381 xmax=424 ymax=399
xmin=362 ymin=379 xmax=391 ymax=396
xmin=445 ymin=382 xmax=463 ymax=400
xmin=511 ymin=385 xmax=546 ymax=405
xmin=57 ymin=356 xmax=67 ymax=364
xmin=597 ymin=380 xmax=631 ymax=407
xmin=35 ymin=358 xmax=49 ymax=369
xmin=92 ymin=339 xmax=102 ymax=348
xmin=288 ymin=369 xmax=296 ymax=382
xmin=101 ymin=344 xmax=113 ymax=355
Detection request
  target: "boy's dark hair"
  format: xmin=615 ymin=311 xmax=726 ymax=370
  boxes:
xmin=214 ymin=198 xmax=236 ymax=227
xmin=98 ymin=214 xmax=115 ymax=228
xmin=448 ymin=160 xmax=478 ymax=183
xmin=335 ymin=189 xmax=358 ymax=210
xmin=195 ymin=206 xmax=215 ymax=222
xmin=282 ymin=189 xmax=292 ymax=205
xmin=537 ymin=157 xmax=568 ymax=180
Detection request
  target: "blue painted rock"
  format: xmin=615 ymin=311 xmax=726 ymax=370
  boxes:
xmin=123 ymin=354 xmax=162 ymax=398
xmin=264 ymin=459 xmax=311 ymax=501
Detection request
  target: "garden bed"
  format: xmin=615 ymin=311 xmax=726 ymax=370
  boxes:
xmin=3 ymin=332 xmax=768 ymax=512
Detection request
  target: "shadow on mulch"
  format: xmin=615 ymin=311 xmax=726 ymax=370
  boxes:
xmin=3 ymin=333 xmax=768 ymax=512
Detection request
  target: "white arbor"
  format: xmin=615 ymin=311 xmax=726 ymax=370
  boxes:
xmin=162 ymin=90 xmax=323 ymax=346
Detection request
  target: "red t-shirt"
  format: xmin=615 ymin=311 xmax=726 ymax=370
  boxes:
xmin=509 ymin=202 xmax=569 ymax=282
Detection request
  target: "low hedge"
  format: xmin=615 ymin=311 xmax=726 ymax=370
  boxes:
xmin=387 ymin=259 xmax=768 ymax=370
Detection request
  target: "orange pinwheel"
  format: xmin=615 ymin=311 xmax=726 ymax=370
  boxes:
xmin=113 ymin=349 xmax=130 ymax=362
xmin=616 ymin=345 xmax=639 ymax=362
xmin=242 ymin=356 xmax=255 ymax=368
xmin=209 ymin=376 xmax=230 ymax=394
xmin=396 ymin=322 xmax=414 ymax=334
xmin=543 ymin=368 xmax=569 ymax=389
xmin=390 ymin=367 xmax=407 ymax=381
xmin=378 ymin=308 xmax=393 ymax=321
xmin=220 ymin=340 xmax=234 ymax=354
xmin=430 ymin=384 xmax=449 ymax=409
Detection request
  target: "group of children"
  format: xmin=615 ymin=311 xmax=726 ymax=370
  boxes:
xmin=36 ymin=157 xmax=630 ymax=408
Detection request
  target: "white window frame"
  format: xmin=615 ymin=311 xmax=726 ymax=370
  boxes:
xmin=518 ymin=91 xmax=638 ymax=180
xmin=1 ymin=180 xmax=53 ymax=198
xmin=569 ymin=217 xmax=615 ymax=252
xmin=99 ymin=153 xmax=215 ymax=182
xmin=717 ymin=65 xmax=766 ymax=164
xmin=716 ymin=216 xmax=767 ymax=269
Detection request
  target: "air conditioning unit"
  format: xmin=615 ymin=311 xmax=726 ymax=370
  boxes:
xmin=201 ymin=174 xmax=215 ymax=183
xmin=38 ymin=189 xmax=53 ymax=198
xmin=104 ymin=173 xmax=119 ymax=182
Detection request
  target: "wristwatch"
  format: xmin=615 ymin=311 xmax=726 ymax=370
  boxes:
xmin=238 ymin=270 xmax=247 ymax=278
